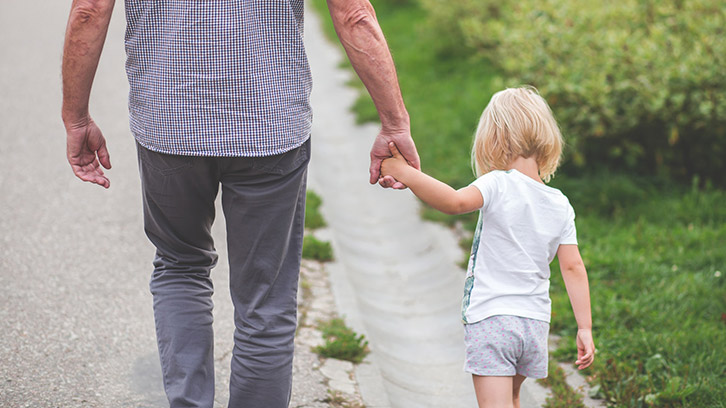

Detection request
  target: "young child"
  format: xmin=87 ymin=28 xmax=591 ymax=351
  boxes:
xmin=380 ymin=87 xmax=594 ymax=408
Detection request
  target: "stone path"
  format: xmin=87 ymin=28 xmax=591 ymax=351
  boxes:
xmin=290 ymin=260 xmax=365 ymax=408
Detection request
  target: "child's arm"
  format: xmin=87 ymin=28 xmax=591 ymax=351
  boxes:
xmin=381 ymin=143 xmax=483 ymax=215
xmin=557 ymin=244 xmax=595 ymax=370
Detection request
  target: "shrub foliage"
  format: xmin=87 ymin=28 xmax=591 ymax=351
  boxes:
xmin=421 ymin=0 xmax=726 ymax=184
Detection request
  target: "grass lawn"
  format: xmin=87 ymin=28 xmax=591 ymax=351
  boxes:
xmin=310 ymin=1 xmax=726 ymax=406
xmin=549 ymin=175 xmax=726 ymax=407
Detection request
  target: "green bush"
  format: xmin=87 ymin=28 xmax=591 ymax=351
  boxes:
xmin=421 ymin=0 xmax=726 ymax=185
xmin=314 ymin=318 xmax=370 ymax=364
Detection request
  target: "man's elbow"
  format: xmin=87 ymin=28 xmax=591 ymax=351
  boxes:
xmin=330 ymin=2 xmax=376 ymax=31
xmin=71 ymin=0 xmax=114 ymax=23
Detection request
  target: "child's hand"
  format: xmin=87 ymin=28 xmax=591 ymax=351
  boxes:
xmin=575 ymin=328 xmax=595 ymax=370
xmin=381 ymin=142 xmax=411 ymax=181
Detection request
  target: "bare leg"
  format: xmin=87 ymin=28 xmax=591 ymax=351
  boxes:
xmin=512 ymin=374 xmax=527 ymax=408
xmin=472 ymin=375 xmax=514 ymax=408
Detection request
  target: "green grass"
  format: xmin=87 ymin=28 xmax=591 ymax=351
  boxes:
xmin=303 ymin=189 xmax=333 ymax=261
xmin=548 ymin=183 xmax=726 ymax=407
xmin=314 ymin=318 xmax=370 ymax=364
xmin=305 ymin=190 xmax=327 ymax=230
xmin=537 ymin=360 xmax=586 ymax=408
xmin=302 ymin=235 xmax=334 ymax=262
xmin=310 ymin=1 xmax=726 ymax=406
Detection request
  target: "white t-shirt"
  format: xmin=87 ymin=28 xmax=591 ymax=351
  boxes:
xmin=461 ymin=169 xmax=577 ymax=324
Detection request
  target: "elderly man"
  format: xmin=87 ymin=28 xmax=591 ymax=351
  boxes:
xmin=61 ymin=0 xmax=418 ymax=407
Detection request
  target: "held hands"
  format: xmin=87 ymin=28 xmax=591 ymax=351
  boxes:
xmin=380 ymin=142 xmax=412 ymax=185
xmin=370 ymin=128 xmax=420 ymax=189
xmin=64 ymin=116 xmax=112 ymax=189
xmin=575 ymin=328 xmax=595 ymax=370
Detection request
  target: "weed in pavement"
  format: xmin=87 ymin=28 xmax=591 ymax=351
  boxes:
xmin=315 ymin=318 xmax=369 ymax=364
xmin=302 ymin=235 xmax=333 ymax=262
xmin=305 ymin=190 xmax=327 ymax=230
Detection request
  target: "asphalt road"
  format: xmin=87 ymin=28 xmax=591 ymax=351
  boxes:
xmin=0 ymin=2 xmax=236 ymax=406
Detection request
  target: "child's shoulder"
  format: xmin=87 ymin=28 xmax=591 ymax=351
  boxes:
xmin=474 ymin=169 xmax=508 ymax=182
xmin=471 ymin=170 xmax=509 ymax=192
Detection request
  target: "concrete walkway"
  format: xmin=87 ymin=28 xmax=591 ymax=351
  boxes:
xmin=303 ymin=5 xmax=549 ymax=408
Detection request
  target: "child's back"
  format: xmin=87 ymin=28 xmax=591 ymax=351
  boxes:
xmin=463 ymin=169 xmax=576 ymax=325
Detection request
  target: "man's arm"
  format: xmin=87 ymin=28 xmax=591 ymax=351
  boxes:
xmin=61 ymin=0 xmax=116 ymax=189
xmin=326 ymin=0 xmax=419 ymax=187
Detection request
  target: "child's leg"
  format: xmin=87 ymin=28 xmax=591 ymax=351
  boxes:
xmin=512 ymin=374 xmax=527 ymax=408
xmin=472 ymin=375 xmax=513 ymax=408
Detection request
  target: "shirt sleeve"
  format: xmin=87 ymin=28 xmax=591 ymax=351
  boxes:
xmin=560 ymin=203 xmax=578 ymax=245
xmin=469 ymin=171 xmax=500 ymax=211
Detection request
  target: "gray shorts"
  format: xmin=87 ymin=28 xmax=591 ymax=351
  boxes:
xmin=464 ymin=315 xmax=549 ymax=379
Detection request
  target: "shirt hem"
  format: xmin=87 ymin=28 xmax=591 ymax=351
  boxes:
xmin=132 ymin=134 xmax=311 ymax=158
xmin=464 ymin=309 xmax=551 ymax=324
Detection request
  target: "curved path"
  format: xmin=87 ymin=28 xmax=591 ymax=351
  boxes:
xmin=304 ymin=6 xmax=547 ymax=408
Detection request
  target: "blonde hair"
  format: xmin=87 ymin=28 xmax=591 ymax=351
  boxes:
xmin=471 ymin=86 xmax=563 ymax=182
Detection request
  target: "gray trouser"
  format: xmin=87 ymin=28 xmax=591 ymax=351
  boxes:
xmin=136 ymin=140 xmax=310 ymax=408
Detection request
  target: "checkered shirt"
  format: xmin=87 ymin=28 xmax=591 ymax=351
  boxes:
xmin=124 ymin=0 xmax=312 ymax=157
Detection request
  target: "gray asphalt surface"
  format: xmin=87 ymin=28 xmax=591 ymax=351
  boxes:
xmin=0 ymin=1 xmax=236 ymax=406
xmin=0 ymin=2 xmax=350 ymax=407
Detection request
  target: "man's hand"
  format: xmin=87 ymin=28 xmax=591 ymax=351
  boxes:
xmin=65 ymin=117 xmax=111 ymax=188
xmin=62 ymin=0 xmax=115 ymax=189
xmin=370 ymin=128 xmax=419 ymax=189
xmin=326 ymin=0 xmax=419 ymax=189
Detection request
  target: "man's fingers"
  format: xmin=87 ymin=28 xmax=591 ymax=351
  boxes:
xmin=394 ymin=138 xmax=421 ymax=170
xmin=377 ymin=175 xmax=407 ymax=190
xmin=98 ymin=144 xmax=112 ymax=169
xmin=91 ymin=175 xmax=110 ymax=189
xmin=72 ymin=162 xmax=110 ymax=189
xmin=378 ymin=175 xmax=395 ymax=188
xmin=77 ymin=171 xmax=110 ymax=189
xmin=369 ymin=158 xmax=382 ymax=184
